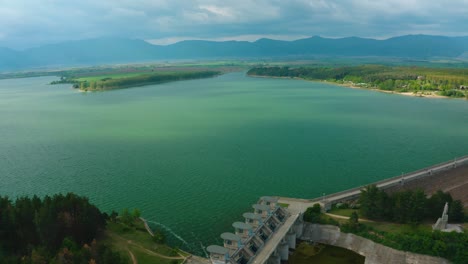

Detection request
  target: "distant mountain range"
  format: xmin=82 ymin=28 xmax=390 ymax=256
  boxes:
xmin=1 ymin=35 xmax=468 ymax=71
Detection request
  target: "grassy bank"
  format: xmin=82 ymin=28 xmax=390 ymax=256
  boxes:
xmin=103 ymin=218 xmax=185 ymax=264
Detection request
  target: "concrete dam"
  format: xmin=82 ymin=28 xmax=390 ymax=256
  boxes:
xmin=205 ymin=156 xmax=467 ymax=264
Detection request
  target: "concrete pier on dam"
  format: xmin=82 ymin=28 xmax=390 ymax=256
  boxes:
xmin=205 ymin=155 xmax=467 ymax=264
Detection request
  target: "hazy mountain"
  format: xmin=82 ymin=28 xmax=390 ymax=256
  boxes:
xmin=22 ymin=38 xmax=161 ymax=66
xmin=1 ymin=35 xmax=468 ymax=71
xmin=0 ymin=47 xmax=25 ymax=70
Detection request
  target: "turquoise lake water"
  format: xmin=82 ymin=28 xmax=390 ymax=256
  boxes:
xmin=0 ymin=72 xmax=467 ymax=255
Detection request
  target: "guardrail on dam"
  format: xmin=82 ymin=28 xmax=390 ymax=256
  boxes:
xmin=317 ymin=155 xmax=468 ymax=210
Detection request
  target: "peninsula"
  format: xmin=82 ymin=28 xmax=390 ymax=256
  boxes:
xmin=51 ymin=67 xmax=221 ymax=91
xmin=247 ymin=65 xmax=468 ymax=99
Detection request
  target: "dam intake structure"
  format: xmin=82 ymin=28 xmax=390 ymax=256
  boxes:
xmin=207 ymin=196 xmax=303 ymax=264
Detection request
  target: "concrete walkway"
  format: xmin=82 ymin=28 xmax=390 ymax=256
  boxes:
xmin=250 ymin=213 xmax=299 ymax=264
xmin=277 ymin=197 xmax=320 ymax=214
xmin=184 ymin=255 xmax=211 ymax=264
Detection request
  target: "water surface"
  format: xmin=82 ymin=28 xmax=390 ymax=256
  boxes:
xmin=0 ymin=73 xmax=467 ymax=254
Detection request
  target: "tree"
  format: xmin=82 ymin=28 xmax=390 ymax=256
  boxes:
xmin=109 ymin=211 xmax=118 ymax=222
xmin=408 ymin=190 xmax=427 ymax=224
xmin=120 ymin=208 xmax=133 ymax=226
xmin=0 ymin=193 xmax=123 ymax=263
xmin=152 ymin=230 xmax=166 ymax=244
xmin=132 ymin=208 xmax=141 ymax=219
xmin=348 ymin=211 xmax=359 ymax=231
xmin=448 ymin=200 xmax=464 ymax=222
xmin=304 ymin=204 xmax=322 ymax=223
xmin=359 ymin=185 xmax=381 ymax=219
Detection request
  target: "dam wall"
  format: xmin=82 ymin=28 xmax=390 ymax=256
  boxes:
xmin=317 ymin=155 xmax=468 ymax=210
xmin=300 ymin=223 xmax=450 ymax=264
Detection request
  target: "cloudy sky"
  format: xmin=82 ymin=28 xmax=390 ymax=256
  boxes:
xmin=1 ymin=0 xmax=468 ymax=49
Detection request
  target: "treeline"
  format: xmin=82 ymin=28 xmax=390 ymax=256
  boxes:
xmin=359 ymin=185 xmax=465 ymax=224
xmin=77 ymin=71 xmax=220 ymax=91
xmin=247 ymin=66 xmax=468 ymax=98
xmin=0 ymin=193 xmax=126 ymax=264
xmin=49 ymin=76 xmax=76 ymax=85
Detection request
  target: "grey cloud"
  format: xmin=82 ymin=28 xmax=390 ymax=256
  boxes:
xmin=0 ymin=0 xmax=467 ymax=49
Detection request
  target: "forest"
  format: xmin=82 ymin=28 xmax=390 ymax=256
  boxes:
xmin=0 ymin=193 xmax=127 ymax=264
xmin=247 ymin=65 xmax=468 ymax=98
xmin=358 ymin=185 xmax=465 ymax=224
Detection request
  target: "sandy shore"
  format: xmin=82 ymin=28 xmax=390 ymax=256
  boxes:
xmin=249 ymin=74 xmax=460 ymax=100
xmin=334 ymin=82 xmax=450 ymax=99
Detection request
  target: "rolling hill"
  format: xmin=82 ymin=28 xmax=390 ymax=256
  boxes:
xmin=1 ymin=35 xmax=468 ymax=71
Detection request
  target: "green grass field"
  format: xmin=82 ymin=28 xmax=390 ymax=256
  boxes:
xmin=75 ymin=72 xmax=152 ymax=82
xmin=363 ymin=221 xmax=432 ymax=234
xmin=329 ymin=208 xmax=360 ymax=217
xmin=327 ymin=208 xmax=433 ymax=234
xmin=103 ymin=219 xmax=184 ymax=264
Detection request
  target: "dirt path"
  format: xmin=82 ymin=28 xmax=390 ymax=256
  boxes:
xmin=139 ymin=217 xmax=186 ymax=258
xmin=108 ymin=232 xmax=185 ymax=260
xmin=128 ymin=240 xmax=185 ymax=260
xmin=127 ymin=249 xmax=137 ymax=264
xmin=325 ymin=213 xmax=374 ymax=222
xmin=139 ymin=217 xmax=154 ymax=237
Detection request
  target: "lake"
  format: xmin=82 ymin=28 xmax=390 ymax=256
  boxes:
xmin=0 ymin=72 xmax=467 ymax=255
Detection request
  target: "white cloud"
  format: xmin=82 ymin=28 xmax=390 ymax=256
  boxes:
xmin=199 ymin=5 xmax=235 ymax=20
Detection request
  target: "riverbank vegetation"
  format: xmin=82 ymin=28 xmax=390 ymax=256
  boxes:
xmin=247 ymin=65 xmax=468 ymax=98
xmin=0 ymin=193 xmax=184 ymax=264
xmin=306 ymin=187 xmax=467 ymax=264
xmin=55 ymin=70 xmax=220 ymax=91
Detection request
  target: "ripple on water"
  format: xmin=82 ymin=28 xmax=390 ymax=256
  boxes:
xmin=0 ymin=74 xmax=467 ymax=256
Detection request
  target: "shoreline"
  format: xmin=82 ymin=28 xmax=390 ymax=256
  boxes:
xmin=248 ymin=74 xmax=461 ymax=100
